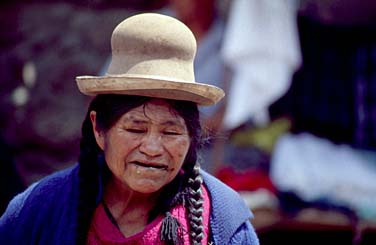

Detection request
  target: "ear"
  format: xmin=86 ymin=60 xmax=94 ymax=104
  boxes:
xmin=90 ymin=111 xmax=105 ymax=150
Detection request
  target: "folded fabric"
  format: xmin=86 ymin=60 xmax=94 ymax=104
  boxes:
xmin=270 ymin=133 xmax=376 ymax=221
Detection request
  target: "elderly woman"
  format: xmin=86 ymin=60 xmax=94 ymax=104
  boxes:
xmin=0 ymin=13 xmax=259 ymax=244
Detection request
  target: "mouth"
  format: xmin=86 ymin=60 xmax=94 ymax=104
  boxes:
xmin=131 ymin=161 xmax=169 ymax=171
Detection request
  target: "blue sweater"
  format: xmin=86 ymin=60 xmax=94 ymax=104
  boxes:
xmin=0 ymin=164 xmax=259 ymax=244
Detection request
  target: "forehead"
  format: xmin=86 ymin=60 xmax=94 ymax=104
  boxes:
xmin=122 ymin=99 xmax=185 ymax=125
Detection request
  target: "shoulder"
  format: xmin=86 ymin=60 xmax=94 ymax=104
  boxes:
xmin=201 ymin=170 xmax=259 ymax=244
xmin=0 ymin=164 xmax=79 ymax=241
xmin=2 ymin=164 xmax=78 ymax=213
xmin=20 ymin=164 xmax=79 ymax=204
xmin=229 ymin=221 xmax=260 ymax=245
xmin=201 ymin=170 xmax=252 ymax=216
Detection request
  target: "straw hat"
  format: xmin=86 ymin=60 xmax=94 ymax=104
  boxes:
xmin=76 ymin=13 xmax=224 ymax=106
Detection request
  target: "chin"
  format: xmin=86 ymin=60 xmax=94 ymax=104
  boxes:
xmin=130 ymin=183 xmax=165 ymax=194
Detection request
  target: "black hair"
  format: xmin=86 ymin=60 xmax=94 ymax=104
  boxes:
xmin=76 ymin=94 xmax=205 ymax=244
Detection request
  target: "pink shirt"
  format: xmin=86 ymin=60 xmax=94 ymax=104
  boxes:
xmin=87 ymin=185 xmax=211 ymax=244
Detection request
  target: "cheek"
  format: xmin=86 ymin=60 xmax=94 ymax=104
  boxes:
xmin=103 ymin=135 xmax=135 ymax=170
xmin=172 ymin=138 xmax=191 ymax=161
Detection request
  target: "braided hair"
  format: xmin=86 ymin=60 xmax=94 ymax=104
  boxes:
xmin=76 ymin=94 xmax=205 ymax=244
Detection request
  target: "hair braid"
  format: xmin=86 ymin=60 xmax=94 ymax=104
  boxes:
xmin=158 ymin=160 xmax=205 ymax=245
xmin=76 ymin=113 xmax=102 ymax=244
xmin=185 ymin=160 xmax=205 ymax=245
xmin=174 ymin=101 xmax=205 ymax=245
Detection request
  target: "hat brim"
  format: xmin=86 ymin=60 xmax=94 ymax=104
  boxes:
xmin=76 ymin=75 xmax=225 ymax=106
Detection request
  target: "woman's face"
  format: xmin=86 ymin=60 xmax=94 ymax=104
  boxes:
xmin=91 ymin=99 xmax=191 ymax=194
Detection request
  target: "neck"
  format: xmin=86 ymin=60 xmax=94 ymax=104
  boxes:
xmin=103 ymin=179 xmax=160 ymax=237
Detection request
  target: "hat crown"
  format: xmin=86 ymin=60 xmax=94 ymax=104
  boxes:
xmin=76 ymin=13 xmax=225 ymax=105
xmin=107 ymin=13 xmax=197 ymax=82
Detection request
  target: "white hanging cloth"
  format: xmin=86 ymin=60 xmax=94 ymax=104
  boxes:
xmin=221 ymin=0 xmax=302 ymax=128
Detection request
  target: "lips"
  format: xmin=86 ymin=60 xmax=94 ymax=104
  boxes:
xmin=131 ymin=161 xmax=168 ymax=170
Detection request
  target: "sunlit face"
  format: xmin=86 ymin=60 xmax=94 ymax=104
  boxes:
xmin=91 ymin=99 xmax=191 ymax=194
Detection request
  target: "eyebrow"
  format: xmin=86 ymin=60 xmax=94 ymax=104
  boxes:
xmin=124 ymin=116 xmax=185 ymax=127
xmin=127 ymin=118 xmax=148 ymax=124
xmin=160 ymin=120 xmax=185 ymax=128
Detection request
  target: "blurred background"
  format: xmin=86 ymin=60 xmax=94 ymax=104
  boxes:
xmin=1 ymin=0 xmax=376 ymax=244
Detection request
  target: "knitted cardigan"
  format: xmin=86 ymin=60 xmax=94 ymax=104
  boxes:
xmin=0 ymin=164 xmax=259 ymax=244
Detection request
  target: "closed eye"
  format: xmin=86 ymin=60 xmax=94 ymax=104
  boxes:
xmin=126 ymin=129 xmax=146 ymax=134
xmin=163 ymin=131 xmax=181 ymax=136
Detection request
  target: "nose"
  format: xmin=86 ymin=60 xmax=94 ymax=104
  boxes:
xmin=138 ymin=133 xmax=163 ymax=157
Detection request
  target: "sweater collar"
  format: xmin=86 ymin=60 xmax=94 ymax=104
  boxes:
xmin=94 ymin=164 xmax=252 ymax=244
